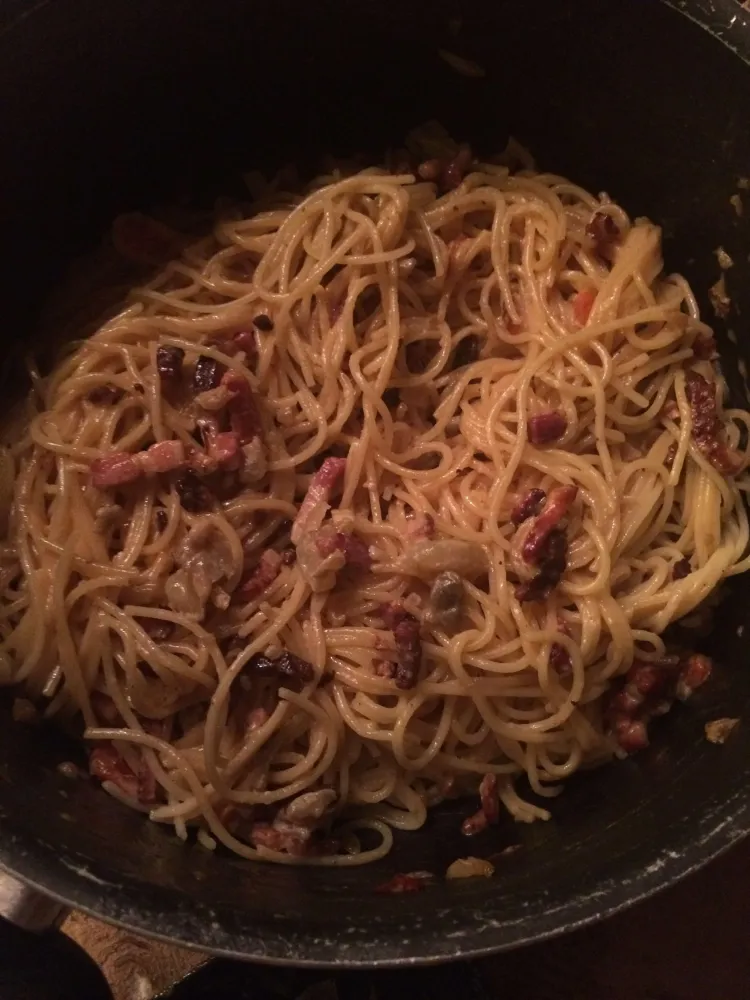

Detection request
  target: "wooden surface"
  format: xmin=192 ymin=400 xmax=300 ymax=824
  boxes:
xmin=63 ymin=838 xmax=750 ymax=999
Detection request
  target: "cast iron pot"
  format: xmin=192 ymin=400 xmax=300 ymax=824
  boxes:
xmin=1 ymin=0 xmax=750 ymax=986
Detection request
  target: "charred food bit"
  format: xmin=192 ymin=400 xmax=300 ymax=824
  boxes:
xmin=175 ymin=471 xmax=213 ymax=513
xmin=245 ymin=649 xmax=314 ymax=690
xmin=291 ymin=457 xmax=347 ymax=544
xmin=193 ymin=355 xmax=226 ymax=393
xmin=156 ymin=345 xmax=185 ymax=383
xmin=528 ymin=411 xmax=567 ymax=446
xmin=381 ymin=603 xmax=422 ymax=690
xmin=509 ymin=486 xmax=577 ymax=602
xmin=685 ymin=372 xmax=743 ymax=475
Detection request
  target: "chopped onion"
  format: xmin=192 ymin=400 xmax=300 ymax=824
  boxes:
xmin=445 ymin=857 xmax=495 ymax=879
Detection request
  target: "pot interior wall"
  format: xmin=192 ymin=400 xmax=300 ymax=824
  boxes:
xmin=1 ymin=0 xmax=750 ymax=963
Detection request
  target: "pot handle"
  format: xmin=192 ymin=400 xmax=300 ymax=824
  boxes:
xmin=0 ymin=869 xmax=112 ymax=999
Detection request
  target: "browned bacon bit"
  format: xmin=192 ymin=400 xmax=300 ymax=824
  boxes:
xmin=253 ymin=314 xmax=274 ymax=332
xmin=275 ymin=651 xmax=315 ymax=687
xmin=90 ymin=440 xmax=186 ymax=488
xmin=245 ymin=649 xmax=314 ymax=689
xmin=232 ymin=330 xmax=257 ymax=357
xmin=685 ymin=372 xmax=743 ymax=475
xmin=510 ymin=488 xmax=546 ymax=526
xmin=249 ymin=822 xmax=309 ymax=856
xmin=89 ymin=743 xmax=159 ymax=805
xmin=175 ymin=471 xmax=213 ymax=513
xmin=220 ymin=372 xmax=263 ymax=444
xmin=608 ymin=653 xmax=713 ymax=754
xmin=693 ymin=332 xmax=717 ymax=360
xmin=673 ymin=557 xmax=691 ymax=580
xmin=479 ymin=773 xmax=499 ymax=823
xmin=511 ymin=486 xmax=577 ymax=602
xmin=585 ymin=211 xmax=620 ymax=257
xmin=461 ymin=808 xmax=489 ymax=836
xmin=206 ymin=430 xmax=242 ymax=471
xmin=549 ymin=617 xmax=572 ymax=676
xmin=522 ymin=486 xmax=578 ymax=564
xmin=90 ymin=452 xmax=142 ymax=489
xmin=515 ymin=529 xmax=569 ymax=603
xmin=291 ymin=457 xmax=347 ymax=545
xmin=155 ymin=508 xmax=168 ymax=532
xmin=139 ymin=440 xmax=186 ymax=476
xmin=381 ymin=604 xmax=422 ymax=690
xmin=462 ymin=774 xmax=499 ymax=835
xmin=156 ymin=345 xmax=185 ymax=383
xmin=193 ymin=355 xmax=226 ymax=393
xmin=237 ymin=549 xmax=283 ymax=601
xmin=87 ymin=385 xmax=123 ymax=405
xmin=676 ymin=653 xmax=713 ymax=701
xmin=376 ymin=873 xmax=431 ymax=894
xmin=315 ymin=530 xmax=372 ymax=571
xmin=528 ymin=412 xmax=567 ymax=446
xmin=612 ymin=716 xmax=649 ymax=754
xmin=406 ymin=511 xmax=436 ymax=541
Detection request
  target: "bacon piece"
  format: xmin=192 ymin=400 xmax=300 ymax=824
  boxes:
xmin=461 ymin=809 xmax=489 ymax=836
xmin=90 ymin=452 xmax=142 ymax=488
xmin=685 ymin=372 xmax=742 ymax=475
xmin=381 ymin=603 xmax=422 ymax=690
xmin=521 ymin=486 xmax=577 ymax=564
xmin=156 ymin=345 xmax=185 ymax=383
xmin=376 ymin=873 xmax=430 ymax=894
xmin=249 ymin=821 xmax=309 ymax=856
xmin=528 ymin=412 xmax=567 ymax=446
xmin=573 ymin=288 xmax=597 ymax=325
xmin=243 ymin=651 xmax=314 ymax=689
xmin=175 ymin=471 xmax=213 ymax=512
xmin=221 ymin=372 xmax=263 ymax=444
xmin=586 ymin=211 xmax=620 ymax=257
xmin=693 ymin=332 xmax=717 ymax=360
xmin=111 ymin=213 xmax=184 ymax=267
xmin=207 ymin=430 xmax=242 ymax=471
xmin=406 ymin=511 xmax=436 ymax=541
xmin=90 ymin=744 xmax=139 ymax=798
xmin=89 ymin=742 xmax=158 ymax=805
xmin=138 ymin=440 xmax=186 ymax=475
xmin=314 ymin=530 xmax=371 ymax=571
xmin=611 ymin=716 xmax=649 ymax=754
xmin=510 ymin=488 xmax=546 ymax=526
xmin=549 ymin=617 xmax=572 ymax=677
xmin=479 ymin=773 xmax=499 ymax=824
xmin=676 ymin=653 xmax=712 ymax=701
xmin=194 ymin=355 xmax=226 ymax=393
xmin=291 ymin=457 xmax=347 ymax=545
xmin=608 ymin=653 xmax=712 ymax=755
xmin=237 ymin=549 xmax=283 ymax=601
xmin=441 ymin=144 xmax=473 ymax=190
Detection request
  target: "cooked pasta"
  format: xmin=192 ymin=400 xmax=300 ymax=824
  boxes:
xmin=1 ymin=128 xmax=748 ymax=865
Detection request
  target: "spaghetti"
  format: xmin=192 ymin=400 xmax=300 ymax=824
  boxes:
xmin=1 ymin=130 xmax=749 ymax=865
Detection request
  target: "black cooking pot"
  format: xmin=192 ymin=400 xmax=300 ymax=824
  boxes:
xmin=2 ymin=0 xmax=750 ymax=986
